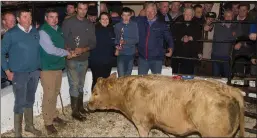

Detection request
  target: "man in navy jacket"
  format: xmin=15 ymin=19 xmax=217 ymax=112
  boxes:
xmin=136 ymin=3 xmax=174 ymax=75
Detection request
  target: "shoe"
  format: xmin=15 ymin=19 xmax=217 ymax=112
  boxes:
xmin=78 ymin=93 xmax=89 ymax=115
xmin=70 ymin=96 xmax=87 ymax=121
xmin=14 ymin=113 xmax=23 ymax=138
xmin=45 ymin=124 xmax=58 ymax=135
xmin=24 ymin=108 xmax=42 ymax=136
xmin=53 ymin=117 xmax=67 ymax=127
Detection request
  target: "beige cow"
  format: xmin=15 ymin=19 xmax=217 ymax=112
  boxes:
xmin=88 ymin=73 xmax=245 ymax=137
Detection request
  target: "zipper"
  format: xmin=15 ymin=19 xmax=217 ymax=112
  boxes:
xmin=145 ymin=25 xmax=150 ymax=60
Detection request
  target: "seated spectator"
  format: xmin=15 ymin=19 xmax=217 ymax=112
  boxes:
xmin=231 ymin=2 xmax=240 ymax=18
xmin=64 ymin=2 xmax=76 ymax=20
xmin=87 ymin=6 xmax=98 ymax=24
xmin=157 ymin=1 xmax=172 ymax=22
xmin=211 ymin=10 xmax=240 ymax=77
xmin=100 ymin=2 xmax=108 ymax=13
xmin=110 ymin=11 xmax=121 ymax=26
xmin=203 ymin=2 xmax=214 ymax=16
xmin=248 ymin=2 xmax=257 ymax=21
xmin=172 ymin=8 xmax=203 ymax=75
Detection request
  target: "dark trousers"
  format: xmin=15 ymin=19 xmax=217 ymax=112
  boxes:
xmin=211 ymin=55 xmax=230 ymax=78
xmin=90 ymin=63 xmax=112 ymax=91
xmin=171 ymin=58 xmax=195 ymax=75
xmin=12 ymin=70 xmax=40 ymax=114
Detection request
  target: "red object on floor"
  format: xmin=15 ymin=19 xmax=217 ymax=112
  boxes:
xmin=172 ymin=76 xmax=182 ymax=80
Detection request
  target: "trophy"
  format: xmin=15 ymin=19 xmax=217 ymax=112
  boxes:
xmin=74 ymin=36 xmax=80 ymax=48
xmin=116 ymin=27 xmax=124 ymax=50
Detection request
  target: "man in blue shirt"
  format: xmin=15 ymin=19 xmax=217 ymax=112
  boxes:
xmin=1 ymin=8 xmax=42 ymax=137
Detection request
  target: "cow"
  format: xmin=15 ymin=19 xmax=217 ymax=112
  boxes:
xmin=87 ymin=72 xmax=245 ymax=137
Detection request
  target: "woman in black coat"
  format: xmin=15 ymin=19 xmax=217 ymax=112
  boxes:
xmin=89 ymin=12 xmax=116 ymax=91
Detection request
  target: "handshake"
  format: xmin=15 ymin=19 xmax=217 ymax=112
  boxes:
xmin=66 ymin=48 xmax=85 ymax=59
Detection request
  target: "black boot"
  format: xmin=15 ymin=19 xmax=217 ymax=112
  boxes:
xmin=78 ymin=93 xmax=89 ymax=116
xmin=70 ymin=96 xmax=86 ymax=121
xmin=14 ymin=113 xmax=23 ymax=138
xmin=24 ymin=108 xmax=42 ymax=136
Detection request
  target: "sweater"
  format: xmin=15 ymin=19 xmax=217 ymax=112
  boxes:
xmin=39 ymin=23 xmax=66 ymax=70
xmin=89 ymin=25 xmax=115 ymax=64
xmin=1 ymin=25 xmax=40 ymax=72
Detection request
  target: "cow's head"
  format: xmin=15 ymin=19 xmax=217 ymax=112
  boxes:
xmin=88 ymin=72 xmax=118 ymax=111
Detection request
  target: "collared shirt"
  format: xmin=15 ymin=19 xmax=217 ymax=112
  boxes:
xmin=147 ymin=17 xmax=157 ymax=27
xmin=236 ymin=15 xmax=246 ymax=21
xmin=17 ymin=23 xmax=32 ymax=33
xmin=164 ymin=14 xmax=170 ymax=21
xmin=39 ymin=25 xmax=68 ymax=57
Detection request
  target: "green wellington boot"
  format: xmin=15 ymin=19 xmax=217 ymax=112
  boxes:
xmin=24 ymin=108 xmax=42 ymax=136
xmin=14 ymin=113 xmax=23 ymax=138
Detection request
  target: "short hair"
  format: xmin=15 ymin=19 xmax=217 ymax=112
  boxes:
xmin=77 ymin=2 xmax=88 ymax=7
xmin=239 ymin=3 xmax=250 ymax=10
xmin=223 ymin=10 xmax=233 ymax=17
xmin=121 ymin=7 xmax=132 ymax=15
xmin=45 ymin=8 xmax=58 ymax=17
xmin=2 ymin=11 xmax=15 ymax=20
xmin=145 ymin=2 xmax=157 ymax=12
xmin=193 ymin=4 xmax=203 ymax=10
xmin=183 ymin=7 xmax=195 ymax=16
xmin=67 ymin=2 xmax=76 ymax=8
xmin=96 ymin=12 xmax=112 ymax=28
xmin=16 ymin=8 xmax=31 ymax=18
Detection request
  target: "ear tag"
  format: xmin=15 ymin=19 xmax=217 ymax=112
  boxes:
xmin=108 ymin=84 xmax=113 ymax=89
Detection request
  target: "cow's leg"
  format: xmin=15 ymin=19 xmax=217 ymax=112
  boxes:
xmin=136 ymin=124 xmax=150 ymax=137
xmin=132 ymin=115 xmax=151 ymax=137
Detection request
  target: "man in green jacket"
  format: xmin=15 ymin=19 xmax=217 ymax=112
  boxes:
xmin=39 ymin=9 xmax=77 ymax=135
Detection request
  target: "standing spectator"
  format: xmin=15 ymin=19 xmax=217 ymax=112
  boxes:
xmin=203 ymin=2 xmax=214 ymax=16
xmin=172 ymin=8 xmax=203 ymax=75
xmin=114 ymin=7 xmax=139 ymax=77
xmin=64 ymin=2 xmax=76 ymax=20
xmin=89 ymin=12 xmax=115 ymax=90
xmin=249 ymin=19 xmax=256 ymax=130
xmin=1 ymin=11 xmax=16 ymax=35
xmin=136 ymin=3 xmax=173 ymax=75
xmin=193 ymin=4 xmax=205 ymax=27
xmin=139 ymin=2 xmax=154 ymax=16
xmin=248 ymin=3 xmax=257 ymax=21
xmin=87 ymin=6 xmax=98 ymax=24
xmin=231 ymin=2 xmax=240 ymax=18
xmin=39 ymin=9 xmax=76 ymax=135
xmin=211 ymin=10 xmax=240 ymax=77
xmin=157 ymin=1 xmax=172 ymax=22
xmin=233 ymin=3 xmax=252 ymax=76
xmin=100 ymin=2 xmax=109 ymax=13
xmin=169 ymin=1 xmax=182 ymax=21
xmin=62 ymin=2 xmax=96 ymax=121
xmin=1 ymin=8 xmax=42 ymax=137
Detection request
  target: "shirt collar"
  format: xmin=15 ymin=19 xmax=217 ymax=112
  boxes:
xmin=17 ymin=24 xmax=32 ymax=33
xmin=148 ymin=17 xmax=157 ymax=23
xmin=237 ymin=15 xmax=246 ymax=21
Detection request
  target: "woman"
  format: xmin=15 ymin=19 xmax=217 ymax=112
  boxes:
xmin=89 ymin=12 xmax=116 ymax=91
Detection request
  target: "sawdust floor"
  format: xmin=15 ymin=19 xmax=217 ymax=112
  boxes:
xmin=1 ymin=102 xmax=257 ymax=137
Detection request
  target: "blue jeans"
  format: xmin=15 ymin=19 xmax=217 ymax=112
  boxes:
xmin=138 ymin=57 xmax=163 ymax=75
xmin=12 ymin=70 xmax=40 ymax=114
xmin=211 ymin=55 xmax=230 ymax=78
xmin=66 ymin=60 xmax=88 ymax=97
xmin=117 ymin=55 xmax=134 ymax=77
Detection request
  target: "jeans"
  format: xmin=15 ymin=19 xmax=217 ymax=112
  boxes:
xmin=66 ymin=60 xmax=88 ymax=97
xmin=171 ymin=58 xmax=195 ymax=75
xmin=211 ymin=55 xmax=230 ymax=78
xmin=117 ymin=55 xmax=134 ymax=77
xmin=12 ymin=70 xmax=40 ymax=114
xmin=138 ymin=57 xmax=163 ymax=75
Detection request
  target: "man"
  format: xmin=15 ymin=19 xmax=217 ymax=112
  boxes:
xmin=64 ymin=2 xmax=76 ymax=20
xmin=193 ymin=4 xmax=205 ymax=26
xmin=1 ymin=12 xmax=16 ymax=82
xmin=87 ymin=6 xmax=98 ymax=24
xmin=231 ymin=2 xmax=240 ymax=18
xmin=62 ymin=2 xmax=96 ymax=121
xmin=211 ymin=10 xmax=240 ymax=77
xmin=248 ymin=3 xmax=257 ymax=21
xmin=100 ymin=2 xmax=108 ymax=13
xmin=1 ymin=11 xmax=16 ymax=35
xmin=1 ymin=8 xmax=42 ymax=137
xmin=169 ymin=1 xmax=182 ymax=21
xmin=136 ymin=3 xmax=173 ymax=75
xmin=157 ymin=1 xmax=172 ymax=22
xmin=203 ymin=2 xmax=214 ymax=16
xmin=249 ymin=20 xmax=256 ymax=130
xmin=172 ymin=8 xmax=203 ymax=75
xmin=39 ymin=8 xmax=77 ymax=135
xmin=114 ymin=7 xmax=139 ymax=77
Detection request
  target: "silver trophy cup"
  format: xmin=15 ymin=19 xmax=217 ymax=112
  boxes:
xmin=74 ymin=36 xmax=80 ymax=48
xmin=116 ymin=28 xmax=124 ymax=50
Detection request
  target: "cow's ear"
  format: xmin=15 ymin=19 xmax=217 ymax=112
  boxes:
xmin=109 ymin=72 xmax=117 ymax=79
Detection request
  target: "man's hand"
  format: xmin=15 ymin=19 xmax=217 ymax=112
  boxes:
xmin=249 ymin=33 xmax=257 ymax=41
xmin=251 ymin=58 xmax=257 ymax=65
xmin=67 ymin=51 xmax=77 ymax=59
xmin=198 ymin=54 xmax=203 ymax=60
xmin=5 ymin=70 xmax=14 ymax=81
xmin=183 ymin=35 xmax=189 ymax=43
xmin=204 ymin=25 xmax=211 ymax=31
xmin=188 ymin=36 xmax=193 ymax=41
xmin=74 ymin=48 xmax=88 ymax=55
xmin=165 ymin=48 xmax=173 ymax=57
xmin=234 ymin=43 xmax=242 ymax=50
xmin=120 ymin=39 xmax=126 ymax=45
xmin=115 ymin=49 xmax=119 ymax=56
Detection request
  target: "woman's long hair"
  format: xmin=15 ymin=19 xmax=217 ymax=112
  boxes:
xmin=95 ymin=12 xmax=113 ymax=28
